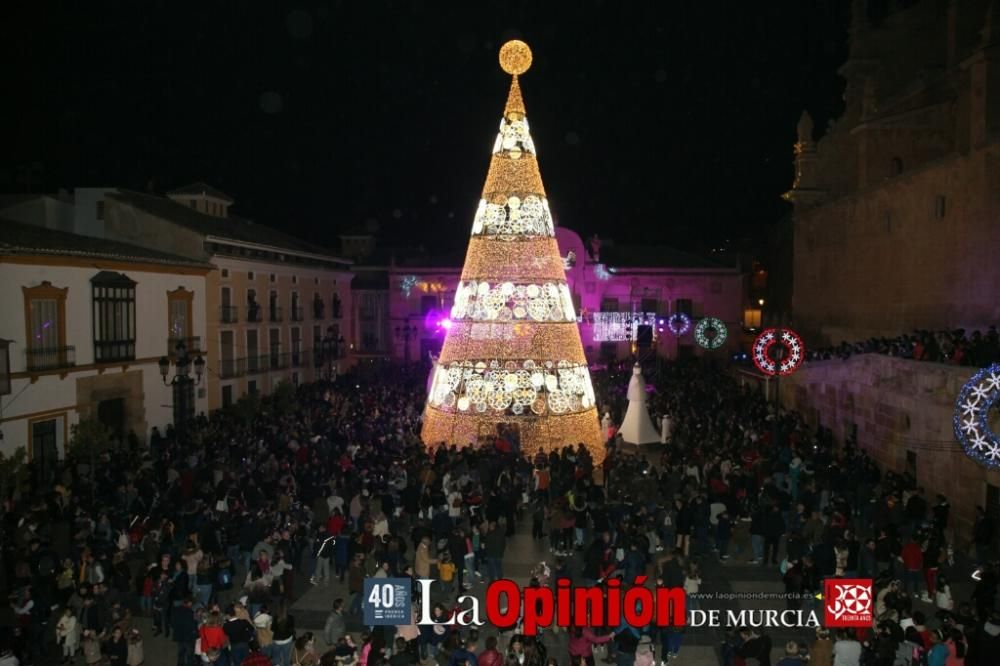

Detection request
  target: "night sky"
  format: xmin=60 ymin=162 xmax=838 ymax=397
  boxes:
xmin=4 ymin=1 xmax=848 ymax=255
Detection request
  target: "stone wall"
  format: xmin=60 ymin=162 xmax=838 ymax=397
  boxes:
xmin=780 ymin=354 xmax=1000 ymax=538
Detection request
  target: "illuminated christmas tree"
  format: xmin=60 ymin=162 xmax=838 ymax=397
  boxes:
xmin=421 ymin=40 xmax=604 ymax=460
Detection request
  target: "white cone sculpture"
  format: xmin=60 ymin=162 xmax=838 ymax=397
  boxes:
xmin=619 ymin=364 xmax=661 ymax=445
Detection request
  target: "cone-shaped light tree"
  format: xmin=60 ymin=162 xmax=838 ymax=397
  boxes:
xmin=421 ymin=40 xmax=605 ymax=460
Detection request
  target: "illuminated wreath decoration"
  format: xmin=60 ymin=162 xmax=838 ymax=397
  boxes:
xmin=666 ymin=313 xmax=691 ymax=336
xmin=752 ymin=328 xmax=805 ymax=376
xmin=694 ymin=317 xmax=727 ymax=350
xmin=953 ymin=364 xmax=1000 ymax=468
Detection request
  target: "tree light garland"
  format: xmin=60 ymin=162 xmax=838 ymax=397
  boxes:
xmin=667 ymin=313 xmax=691 ymax=336
xmin=752 ymin=328 xmax=805 ymax=376
xmin=420 ymin=40 xmax=603 ymax=460
xmin=953 ymin=364 xmax=1000 ymax=469
xmin=694 ymin=317 xmax=728 ymax=349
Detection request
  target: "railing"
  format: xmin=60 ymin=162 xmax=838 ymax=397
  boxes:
xmin=290 ymin=306 xmax=304 ymax=322
xmin=220 ymin=306 xmax=239 ymax=324
xmin=94 ymin=340 xmax=135 ymax=363
xmin=269 ymin=351 xmax=289 ymax=370
xmin=291 ymin=349 xmax=309 ymax=368
xmin=168 ymin=336 xmax=202 ymax=356
xmin=313 ymin=302 xmax=325 ymax=320
xmin=269 ymin=306 xmax=283 ymax=323
xmin=218 ymin=357 xmax=243 ymax=379
xmin=246 ymin=354 xmax=267 ymax=374
xmin=246 ymin=305 xmax=263 ymax=323
xmin=26 ymin=346 xmax=76 ymax=371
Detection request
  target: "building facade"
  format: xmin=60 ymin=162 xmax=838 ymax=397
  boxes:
xmin=786 ymin=0 xmax=1000 ymax=344
xmin=362 ymin=226 xmax=744 ymax=363
xmin=0 ymin=220 xmax=211 ymax=466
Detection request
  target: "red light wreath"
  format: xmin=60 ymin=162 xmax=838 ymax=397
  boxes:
xmin=752 ymin=328 xmax=805 ymax=376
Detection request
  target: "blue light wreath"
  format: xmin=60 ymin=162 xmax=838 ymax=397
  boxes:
xmin=953 ymin=364 xmax=1000 ymax=469
xmin=667 ymin=313 xmax=691 ymax=336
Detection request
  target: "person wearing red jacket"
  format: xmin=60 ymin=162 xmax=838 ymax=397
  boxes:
xmin=569 ymin=627 xmax=613 ymax=666
xmin=477 ymin=636 xmax=503 ymax=666
xmin=900 ymin=536 xmax=924 ymax=597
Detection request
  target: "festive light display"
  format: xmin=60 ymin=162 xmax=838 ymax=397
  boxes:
xmin=421 ymin=40 xmax=603 ymax=459
xmin=666 ymin=313 xmax=691 ymax=336
xmin=594 ymin=263 xmax=612 ymax=281
xmin=953 ymin=364 xmax=1000 ymax=469
xmin=694 ymin=317 xmax=728 ymax=349
xmin=592 ymin=312 xmax=657 ymax=342
xmin=400 ymin=275 xmax=419 ymax=297
xmin=752 ymin=328 xmax=805 ymax=376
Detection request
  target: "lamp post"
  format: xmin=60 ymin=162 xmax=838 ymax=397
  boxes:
xmin=158 ymin=339 xmax=205 ymax=432
xmin=395 ymin=322 xmax=418 ymax=363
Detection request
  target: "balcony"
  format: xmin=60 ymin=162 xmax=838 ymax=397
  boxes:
xmin=168 ymin=336 xmax=202 ymax=357
xmin=269 ymin=306 xmax=283 ymax=323
xmin=246 ymin=354 xmax=267 ymax=374
xmin=291 ymin=349 xmax=309 ymax=368
xmin=313 ymin=302 xmax=325 ymax=320
xmin=220 ymin=306 xmax=239 ymax=324
xmin=26 ymin=346 xmax=76 ymax=372
xmin=218 ymin=357 xmax=243 ymax=379
xmin=269 ymin=351 xmax=290 ymax=371
xmin=94 ymin=340 xmax=135 ymax=363
xmin=246 ymin=305 xmax=263 ymax=323
xmin=290 ymin=306 xmax=304 ymax=322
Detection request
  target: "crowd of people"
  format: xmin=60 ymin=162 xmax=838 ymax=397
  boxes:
xmin=805 ymin=326 xmax=1000 ymax=366
xmin=1 ymin=358 xmax=998 ymax=666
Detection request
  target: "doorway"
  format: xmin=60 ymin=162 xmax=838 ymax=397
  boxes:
xmin=98 ymin=397 xmax=125 ymax=445
xmin=31 ymin=418 xmax=59 ymax=484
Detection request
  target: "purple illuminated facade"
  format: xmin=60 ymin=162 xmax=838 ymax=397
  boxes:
xmin=360 ymin=227 xmax=746 ymax=363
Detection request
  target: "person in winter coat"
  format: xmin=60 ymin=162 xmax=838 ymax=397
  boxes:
xmin=324 ymin=599 xmax=347 ymax=647
xmin=56 ymin=606 xmax=80 ymax=663
xmin=568 ymin=627 xmax=612 ymax=666
xmin=82 ymin=630 xmax=102 ymax=666
xmin=107 ymin=626 xmax=128 ymax=666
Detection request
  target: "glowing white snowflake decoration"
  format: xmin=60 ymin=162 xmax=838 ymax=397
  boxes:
xmin=694 ymin=317 xmax=728 ymax=350
xmin=953 ymin=363 xmax=1000 ymax=469
xmin=752 ymin=328 xmax=805 ymax=376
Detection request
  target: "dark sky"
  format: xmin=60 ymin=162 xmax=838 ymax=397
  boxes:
xmin=4 ymin=1 xmax=848 ymax=255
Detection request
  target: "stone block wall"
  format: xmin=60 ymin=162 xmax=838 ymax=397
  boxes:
xmin=781 ymin=354 xmax=1000 ymax=539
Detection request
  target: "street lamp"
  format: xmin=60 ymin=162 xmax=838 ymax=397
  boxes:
xmin=158 ymin=339 xmax=204 ymax=430
xmin=395 ymin=322 xmax=418 ymax=363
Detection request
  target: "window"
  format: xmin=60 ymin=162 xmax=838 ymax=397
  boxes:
xmin=674 ymin=299 xmax=693 ymax=316
xmin=222 ymin=385 xmax=234 ymax=408
xmin=91 ymin=271 xmax=136 ymax=362
xmin=314 ymin=277 xmax=319 ymax=285
xmin=935 ymin=195 xmax=946 ymax=219
xmin=0 ymin=340 xmax=10 ymax=395
xmin=247 ymin=380 xmax=258 ymax=394
xmin=221 ymin=268 xmax=229 ymax=279
xmin=292 ymin=275 xmax=298 ymax=285
xmin=884 ymin=211 xmax=893 ymax=233
xmin=167 ymin=287 xmax=194 ymax=346
xmin=190 ymin=198 xmax=197 ymax=209
xmin=22 ymin=281 xmax=72 ymax=371
xmin=890 ymin=157 xmax=903 ymax=175
xmin=640 ymin=298 xmax=658 ymax=313
xmin=270 ymin=273 xmax=276 ymax=283
xmin=247 ymin=271 xmax=255 ymax=281
xmin=420 ymin=295 xmax=438 ymax=316
xmin=96 ymin=200 xmax=105 ymax=220
xmin=600 ymin=297 xmax=619 ymax=312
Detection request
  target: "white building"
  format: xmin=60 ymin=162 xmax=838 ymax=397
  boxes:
xmin=0 ymin=218 xmax=211 ymax=470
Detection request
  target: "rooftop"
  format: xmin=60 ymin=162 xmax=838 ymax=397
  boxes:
xmin=166 ymin=181 xmax=235 ymax=202
xmin=108 ymin=189 xmax=348 ymax=264
xmin=0 ymin=217 xmax=213 ymax=269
